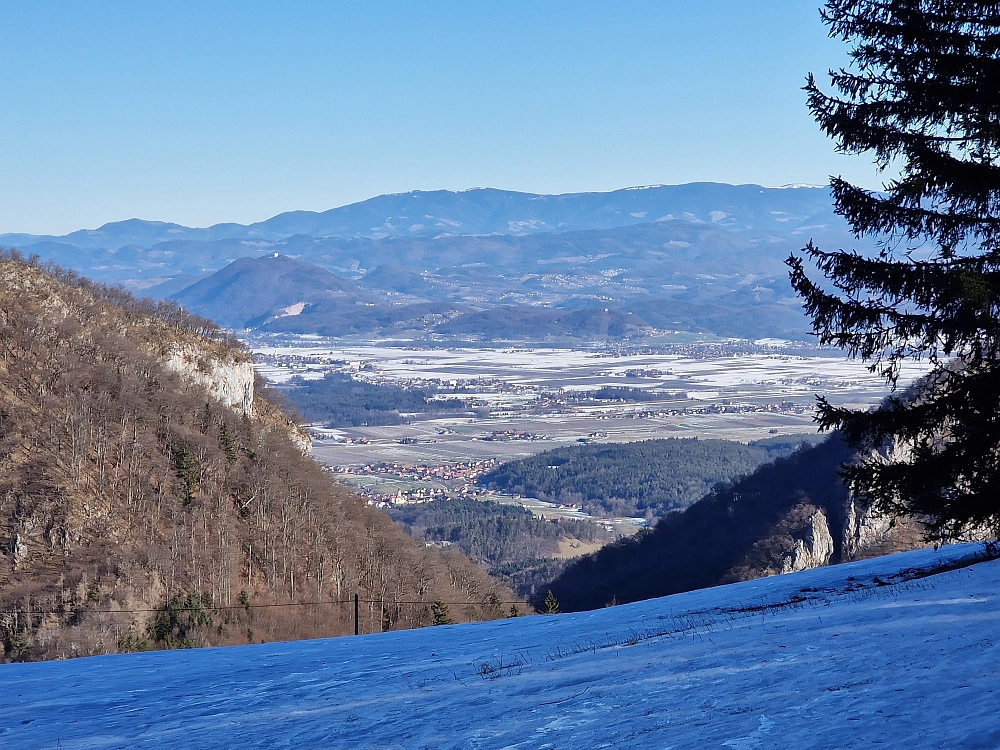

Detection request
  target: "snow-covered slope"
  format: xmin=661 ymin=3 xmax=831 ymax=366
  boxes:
xmin=3 ymin=544 xmax=999 ymax=749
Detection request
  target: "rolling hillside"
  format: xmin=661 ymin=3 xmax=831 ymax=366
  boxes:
xmin=479 ymin=436 xmax=822 ymax=518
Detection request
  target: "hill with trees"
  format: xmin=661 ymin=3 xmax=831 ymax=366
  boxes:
xmin=0 ymin=252 xmax=509 ymax=662
xmin=282 ymin=371 xmax=467 ymax=427
xmin=434 ymin=305 xmax=648 ymax=340
xmin=389 ymin=498 xmax=613 ymax=600
xmin=479 ymin=436 xmax=823 ymax=518
xmin=168 ymin=254 xmax=370 ymax=329
xmin=537 ymin=434 xmax=940 ymax=612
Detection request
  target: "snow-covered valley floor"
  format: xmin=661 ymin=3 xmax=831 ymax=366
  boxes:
xmin=3 ymin=544 xmax=999 ymax=749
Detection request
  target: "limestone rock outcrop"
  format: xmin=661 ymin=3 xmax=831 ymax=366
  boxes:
xmin=727 ymin=501 xmax=837 ymax=581
xmin=779 ymin=507 xmax=834 ymax=574
xmin=163 ymin=344 xmax=255 ymax=415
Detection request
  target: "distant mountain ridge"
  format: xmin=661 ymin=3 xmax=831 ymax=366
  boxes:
xmin=0 ymin=183 xmax=869 ymax=341
xmin=2 ymin=182 xmax=841 ymax=252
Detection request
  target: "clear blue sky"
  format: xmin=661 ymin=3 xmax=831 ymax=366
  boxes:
xmin=0 ymin=1 xmax=878 ymax=234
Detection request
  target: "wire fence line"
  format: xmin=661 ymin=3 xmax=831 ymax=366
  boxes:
xmin=3 ymin=596 xmax=533 ymax=616
xmin=0 ymin=594 xmax=542 ymax=646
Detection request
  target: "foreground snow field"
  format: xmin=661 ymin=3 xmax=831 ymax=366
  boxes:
xmin=3 ymin=544 xmax=999 ymax=749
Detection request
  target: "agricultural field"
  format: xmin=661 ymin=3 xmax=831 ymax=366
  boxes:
xmin=253 ymin=340 xmax=920 ymax=593
xmin=255 ymin=340 xmax=920 ymax=444
xmin=252 ymin=338 xmax=925 ymax=531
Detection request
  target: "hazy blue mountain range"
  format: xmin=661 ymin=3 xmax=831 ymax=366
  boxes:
xmin=2 ymin=183 xmax=839 ymax=250
xmin=0 ymin=183 xmax=871 ymax=340
xmin=166 ymin=251 xmax=807 ymax=340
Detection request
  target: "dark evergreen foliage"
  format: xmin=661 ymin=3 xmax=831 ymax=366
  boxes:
xmin=282 ymin=372 xmax=465 ymax=427
xmin=389 ymin=498 xmax=603 ymax=570
xmin=543 ymin=590 xmax=560 ymax=615
xmin=148 ymin=593 xmax=215 ymax=649
xmin=430 ymin=600 xmax=453 ymax=626
xmin=588 ymin=386 xmax=667 ymax=402
xmin=480 ymin=437 xmax=816 ymax=517
xmin=787 ymin=0 xmax=1000 ymax=538
xmin=540 ymin=438 xmax=856 ymax=612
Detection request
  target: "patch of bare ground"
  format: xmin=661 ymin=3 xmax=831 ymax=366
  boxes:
xmin=553 ymin=538 xmax=608 ymax=559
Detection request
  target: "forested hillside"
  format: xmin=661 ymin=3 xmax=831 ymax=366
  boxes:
xmin=539 ymin=435 xmax=932 ymax=612
xmin=389 ymin=498 xmax=612 ymax=599
xmin=480 ymin=436 xmax=822 ymax=517
xmin=283 ymin=371 xmax=467 ymax=427
xmin=0 ymin=252 xmax=509 ymax=662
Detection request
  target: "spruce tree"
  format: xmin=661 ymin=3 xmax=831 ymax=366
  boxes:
xmin=543 ymin=590 xmax=560 ymax=615
xmin=430 ymin=600 xmax=453 ymax=626
xmin=788 ymin=1 xmax=1000 ymax=538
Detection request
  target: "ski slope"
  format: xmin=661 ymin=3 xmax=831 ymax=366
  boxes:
xmin=3 ymin=544 xmax=999 ymax=749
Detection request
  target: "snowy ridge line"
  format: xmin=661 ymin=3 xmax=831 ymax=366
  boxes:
xmin=714 ymin=540 xmax=1000 ymax=615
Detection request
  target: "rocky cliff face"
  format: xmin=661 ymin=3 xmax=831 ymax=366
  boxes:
xmin=725 ymin=501 xmax=838 ymax=581
xmin=163 ymin=345 xmax=255 ymax=415
xmin=778 ymin=507 xmax=835 ymax=574
xmin=161 ymin=345 xmax=312 ymax=454
xmin=253 ymin=396 xmax=312 ymax=454
xmin=842 ymin=495 xmax=920 ymax=559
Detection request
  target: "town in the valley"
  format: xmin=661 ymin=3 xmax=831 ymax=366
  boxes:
xmin=252 ymin=338 xmax=923 ymax=543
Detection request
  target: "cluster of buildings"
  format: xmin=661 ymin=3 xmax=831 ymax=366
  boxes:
xmin=603 ymin=340 xmax=810 ymax=359
xmin=476 ymin=429 xmax=547 ymax=442
xmin=617 ymin=401 xmax=808 ymax=420
xmin=371 ymin=486 xmax=450 ymax=507
xmin=333 ymin=459 xmax=502 ymax=507
xmin=335 ymin=459 xmax=498 ymax=482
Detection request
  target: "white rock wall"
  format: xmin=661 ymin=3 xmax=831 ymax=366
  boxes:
xmin=285 ymin=421 xmax=313 ymax=455
xmin=779 ymin=508 xmax=835 ymax=574
xmin=163 ymin=345 xmax=255 ymax=415
xmin=842 ymin=495 xmax=900 ymax=559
